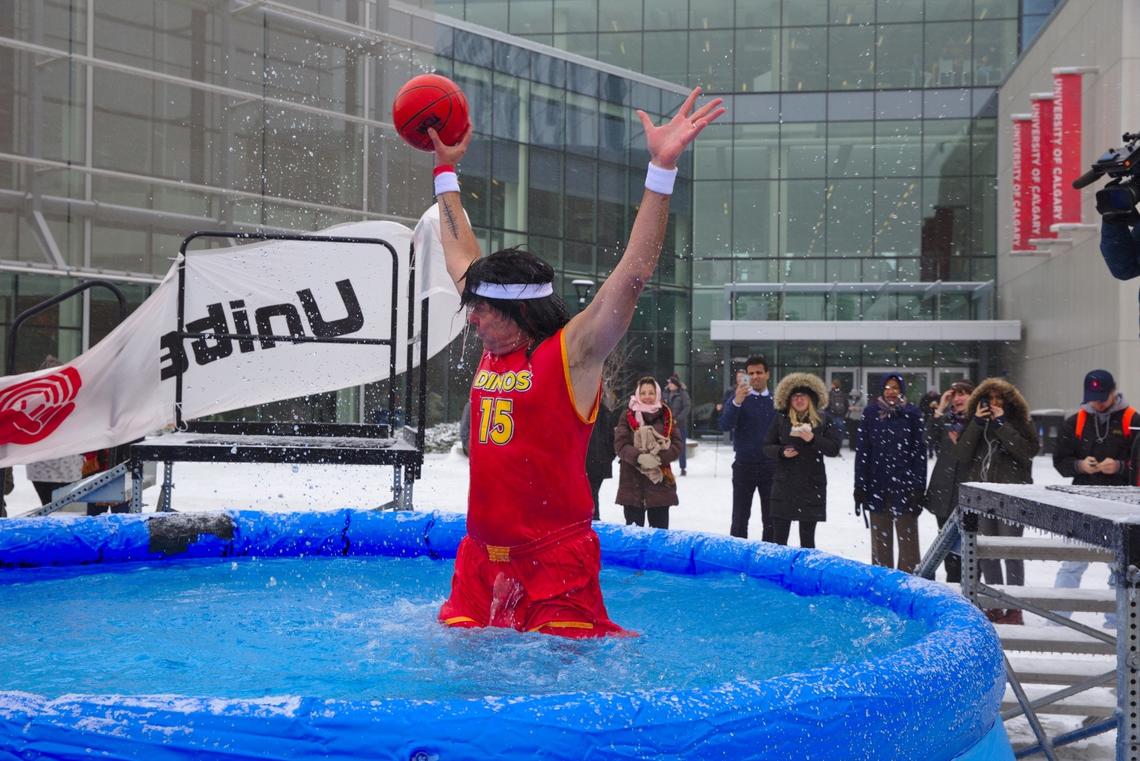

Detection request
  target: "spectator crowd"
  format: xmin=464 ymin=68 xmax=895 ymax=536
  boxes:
xmin=566 ymin=361 xmax=1136 ymax=628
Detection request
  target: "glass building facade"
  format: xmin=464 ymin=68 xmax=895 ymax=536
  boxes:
xmin=432 ymin=0 xmax=1061 ymax=425
xmin=0 ymin=0 xmax=686 ymax=423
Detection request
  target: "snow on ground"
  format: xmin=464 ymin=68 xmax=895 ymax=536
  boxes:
xmin=2 ymin=438 xmax=1117 ymax=758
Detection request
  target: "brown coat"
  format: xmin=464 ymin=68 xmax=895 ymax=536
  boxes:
xmin=613 ymin=407 xmax=682 ymax=508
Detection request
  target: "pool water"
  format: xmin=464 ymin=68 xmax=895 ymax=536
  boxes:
xmin=0 ymin=556 xmax=926 ymax=701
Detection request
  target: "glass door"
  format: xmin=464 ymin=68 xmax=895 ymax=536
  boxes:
xmin=825 ymin=367 xmax=858 ymax=397
xmin=935 ymin=367 xmax=971 ymax=392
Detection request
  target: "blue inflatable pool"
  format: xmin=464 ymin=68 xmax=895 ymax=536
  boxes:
xmin=0 ymin=510 xmax=1013 ymax=760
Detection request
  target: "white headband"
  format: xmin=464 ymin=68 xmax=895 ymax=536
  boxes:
xmin=471 ymin=281 xmax=554 ymax=300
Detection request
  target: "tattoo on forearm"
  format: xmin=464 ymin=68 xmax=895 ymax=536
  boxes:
xmin=441 ymin=199 xmax=460 ymax=240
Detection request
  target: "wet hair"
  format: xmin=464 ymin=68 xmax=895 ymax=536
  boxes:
xmin=460 ymin=246 xmax=569 ymax=348
xmin=745 ymin=355 xmax=769 ymax=373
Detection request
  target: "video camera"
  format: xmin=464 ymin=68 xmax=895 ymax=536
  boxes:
xmin=1072 ymin=132 xmax=1140 ymax=223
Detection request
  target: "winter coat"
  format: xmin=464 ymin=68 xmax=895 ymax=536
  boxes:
xmin=719 ymin=389 xmax=777 ymax=466
xmin=662 ymin=386 xmax=691 ymax=430
xmin=854 ymin=398 xmax=927 ymax=515
xmin=955 ymin=379 xmax=1038 ymax=485
xmin=586 ymin=403 xmax=618 ymax=483
xmin=614 ymin=407 xmax=682 ymax=508
xmin=1053 ymin=399 xmax=1134 ymax=486
xmin=764 ymin=373 xmax=841 ymax=522
xmin=925 ymin=412 xmax=968 ymax=520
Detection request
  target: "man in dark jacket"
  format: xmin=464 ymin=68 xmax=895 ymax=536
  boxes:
xmin=924 ymin=380 xmax=974 ymax=583
xmin=1053 ymin=370 xmax=1133 ymax=485
xmin=662 ymin=374 xmax=691 ymax=475
xmin=719 ymin=355 xmax=777 ymax=540
xmin=1052 ymin=369 xmax=1133 ymax=626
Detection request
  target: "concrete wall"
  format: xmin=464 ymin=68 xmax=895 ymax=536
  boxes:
xmin=997 ymin=0 xmax=1140 ymax=413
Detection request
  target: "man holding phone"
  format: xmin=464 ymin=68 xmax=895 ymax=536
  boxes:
xmin=719 ymin=356 xmax=778 ymax=539
xmin=1051 ymin=369 xmax=1134 ymax=625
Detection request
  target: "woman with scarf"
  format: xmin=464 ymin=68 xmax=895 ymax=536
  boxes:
xmin=955 ymin=377 xmax=1039 ymax=625
xmin=763 ymin=373 xmax=841 ymax=548
xmin=924 ymin=379 xmax=975 ymax=583
xmin=854 ymin=374 xmax=927 ymax=572
xmin=613 ymin=376 xmax=682 ymax=529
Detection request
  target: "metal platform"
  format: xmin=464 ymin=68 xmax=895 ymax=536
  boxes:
xmin=953 ymin=482 xmax=1140 ymax=761
xmin=130 ymin=431 xmax=421 ymax=466
xmin=128 ymin=425 xmax=423 ymax=513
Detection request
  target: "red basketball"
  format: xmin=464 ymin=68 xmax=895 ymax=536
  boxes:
xmin=392 ymin=74 xmax=470 ymax=152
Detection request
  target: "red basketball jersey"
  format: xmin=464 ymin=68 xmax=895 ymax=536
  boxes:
xmin=467 ymin=329 xmax=599 ymax=547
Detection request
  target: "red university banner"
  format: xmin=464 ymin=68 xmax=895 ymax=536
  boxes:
xmin=1011 ymin=115 xmax=1035 ymax=252
xmin=1030 ymin=94 xmax=1056 ymax=239
xmin=1052 ymin=71 xmax=1084 ymax=224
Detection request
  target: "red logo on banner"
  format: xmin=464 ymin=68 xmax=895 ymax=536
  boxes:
xmin=0 ymin=368 xmax=82 ymax=445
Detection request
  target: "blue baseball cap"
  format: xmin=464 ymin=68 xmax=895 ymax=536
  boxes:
xmin=1083 ymin=370 xmax=1115 ymax=403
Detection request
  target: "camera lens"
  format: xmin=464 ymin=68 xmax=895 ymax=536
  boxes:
xmin=1096 ymin=185 xmax=1139 ymax=213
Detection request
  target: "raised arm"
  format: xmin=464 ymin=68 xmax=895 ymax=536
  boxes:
xmin=563 ymin=87 xmax=725 ymax=415
xmin=427 ymin=126 xmax=481 ymax=292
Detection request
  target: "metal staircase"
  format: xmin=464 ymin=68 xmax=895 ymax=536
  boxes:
xmin=918 ymin=486 xmax=1136 ymax=760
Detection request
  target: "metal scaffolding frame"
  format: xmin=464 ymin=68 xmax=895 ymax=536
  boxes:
xmin=921 ymin=483 xmax=1139 ymax=761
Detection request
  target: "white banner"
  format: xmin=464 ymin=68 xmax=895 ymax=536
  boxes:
xmin=0 ymin=206 xmax=463 ymax=466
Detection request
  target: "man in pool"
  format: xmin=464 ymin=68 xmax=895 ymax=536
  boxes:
xmin=428 ymin=87 xmax=724 ymax=638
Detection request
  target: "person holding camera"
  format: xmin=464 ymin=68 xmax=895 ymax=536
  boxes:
xmin=1083 ymin=133 xmax=1140 ymax=331
xmin=955 ymin=378 xmax=1039 ymax=625
xmin=719 ymin=356 xmax=778 ymax=540
xmin=1099 ymin=214 xmax=1140 ymax=318
xmin=924 ymin=380 xmax=975 ymax=584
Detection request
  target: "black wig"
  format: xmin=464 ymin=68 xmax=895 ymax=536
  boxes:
xmin=461 ymin=247 xmax=570 ymax=348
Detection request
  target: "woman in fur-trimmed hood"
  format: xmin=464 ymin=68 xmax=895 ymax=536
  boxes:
xmin=956 ymin=377 xmax=1037 ymax=485
xmin=955 ymin=377 xmax=1039 ymax=620
xmin=762 ymin=373 xmax=842 ymax=548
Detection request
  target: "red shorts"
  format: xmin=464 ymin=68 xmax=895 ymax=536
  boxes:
xmin=438 ymin=523 xmax=629 ymax=639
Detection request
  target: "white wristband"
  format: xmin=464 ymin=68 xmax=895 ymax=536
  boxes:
xmin=434 ymin=171 xmax=460 ymax=196
xmin=644 ymin=162 xmax=678 ymax=195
